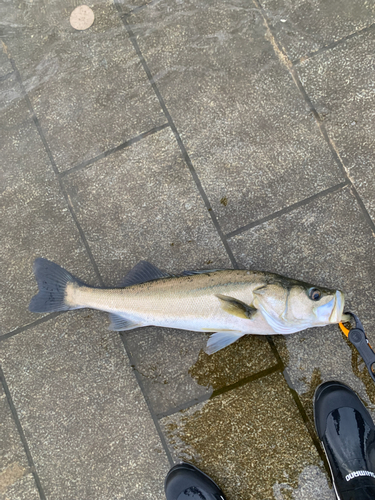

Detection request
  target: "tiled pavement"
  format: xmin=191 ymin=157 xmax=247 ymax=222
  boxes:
xmin=1 ymin=0 xmax=375 ymax=498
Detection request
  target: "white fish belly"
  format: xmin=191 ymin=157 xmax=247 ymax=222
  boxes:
xmin=150 ymin=313 xmax=276 ymax=335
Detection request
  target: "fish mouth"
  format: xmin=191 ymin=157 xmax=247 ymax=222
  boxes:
xmin=315 ymin=291 xmax=345 ymax=324
xmin=329 ymin=290 xmax=345 ymax=323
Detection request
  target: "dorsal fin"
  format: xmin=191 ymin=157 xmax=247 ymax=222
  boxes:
xmin=120 ymin=261 xmax=172 ymax=287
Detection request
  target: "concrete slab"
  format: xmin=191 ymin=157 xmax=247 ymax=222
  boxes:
xmin=259 ymin=0 xmax=375 ymax=62
xmin=0 ymin=82 xmax=97 ymax=336
xmin=297 ymin=28 xmax=375 ymax=225
xmin=229 ymin=186 xmax=375 ymax=421
xmin=125 ymin=327 xmax=277 ymax=416
xmin=61 ymin=126 xmax=231 ymax=284
xmin=1 ymin=0 xmax=166 ymax=172
xmin=0 ymin=383 xmax=39 ymax=500
xmin=0 ymin=312 xmax=170 ymax=500
xmin=129 ymin=0 xmax=345 ymax=235
xmin=161 ymin=371 xmax=333 ymax=500
xmin=264 ymin=0 xmax=375 ymax=61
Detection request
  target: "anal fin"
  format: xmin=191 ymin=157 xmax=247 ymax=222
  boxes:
xmin=108 ymin=313 xmax=143 ymax=331
xmin=205 ymin=331 xmax=245 ymax=355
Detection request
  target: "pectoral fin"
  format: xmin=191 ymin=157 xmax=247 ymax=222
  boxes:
xmin=216 ymin=294 xmax=257 ymax=320
xmin=205 ymin=331 xmax=245 ymax=355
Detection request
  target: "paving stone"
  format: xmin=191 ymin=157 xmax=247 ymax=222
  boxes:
xmin=297 ymin=28 xmax=375 ymax=225
xmin=0 ymin=312 xmax=170 ymax=500
xmin=259 ymin=0 xmax=375 ymax=62
xmin=161 ymin=371 xmax=330 ymax=500
xmin=1 ymin=0 xmax=165 ymax=172
xmin=129 ymin=0 xmax=344 ymax=235
xmin=0 ymin=82 xmax=97 ymax=335
xmin=0 ymin=384 xmax=40 ymax=500
xmin=62 ymin=126 xmax=231 ymax=285
xmin=125 ymin=327 xmax=277 ymax=416
xmin=229 ymin=186 xmax=375 ymax=422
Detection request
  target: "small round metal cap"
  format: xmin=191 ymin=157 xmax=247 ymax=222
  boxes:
xmin=70 ymin=5 xmax=95 ymax=31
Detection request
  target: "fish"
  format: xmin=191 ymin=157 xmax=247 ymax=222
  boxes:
xmin=28 ymin=258 xmax=349 ymax=355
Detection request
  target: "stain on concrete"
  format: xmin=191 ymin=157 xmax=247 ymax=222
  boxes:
xmin=0 ymin=462 xmax=26 ymax=493
xmin=189 ymin=334 xmax=277 ymax=390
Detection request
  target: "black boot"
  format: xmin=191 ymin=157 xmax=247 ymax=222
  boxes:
xmin=164 ymin=462 xmax=226 ymax=500
xmin=314 ymin=381 xmax=375 ymax=499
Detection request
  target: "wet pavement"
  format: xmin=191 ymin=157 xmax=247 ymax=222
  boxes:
xmin=1 ymin=0 xmax=375 ymax=498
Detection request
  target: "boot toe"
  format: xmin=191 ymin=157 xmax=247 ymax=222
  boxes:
xmin=164 ymin=462 xmax=226 ymax=500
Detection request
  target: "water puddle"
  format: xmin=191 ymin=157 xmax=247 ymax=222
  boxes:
xmin=274 ymin=327 xmax=375 ymax=420
xmin=189 ymin=334 xmax=276 ymax=391
xmin=161 ymin=371 xmax=324 ymax=500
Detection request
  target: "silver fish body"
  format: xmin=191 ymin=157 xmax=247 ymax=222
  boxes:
xmin=29 ymin=258 xmax=347 ymax=354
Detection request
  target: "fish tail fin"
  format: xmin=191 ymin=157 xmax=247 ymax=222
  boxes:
xmin=29 ymin=258 xmax=86 ymax=313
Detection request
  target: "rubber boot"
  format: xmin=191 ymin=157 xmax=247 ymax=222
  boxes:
xmin=164 ymin=462 xmax=226 ymax=500
xmin=314 ymin=381 xmax=375 ymax=499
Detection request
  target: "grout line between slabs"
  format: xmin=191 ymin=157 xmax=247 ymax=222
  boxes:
xmin=156 ymin=394 xmax=214 ymax=421
xmin=114 ymin=1 xmax=238 ymax=269
xmin=210 ymin=362 xmax=282 ymax=398
xmin=156 ymin=363 xmax=282 ymax=420
xmin=59 ymin=122 xmax=170 ymax=178
xmin=120 ymin=335 xmax=175 ymax=467
xmin=266 ymin=337 xmax=331 ymax=474
xmin=226 ymin=181 xmax=349 ymax=238
xmin=0 ymin=365 xmax=47 ymax=500
xmin=292 ymin=22 xmax=375 ymax=66
xmin=0 ymin=312 xmax=63 ymax=342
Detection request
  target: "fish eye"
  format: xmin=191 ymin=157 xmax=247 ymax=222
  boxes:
xmin=309 ymin=288 xmax=321 ymax=301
